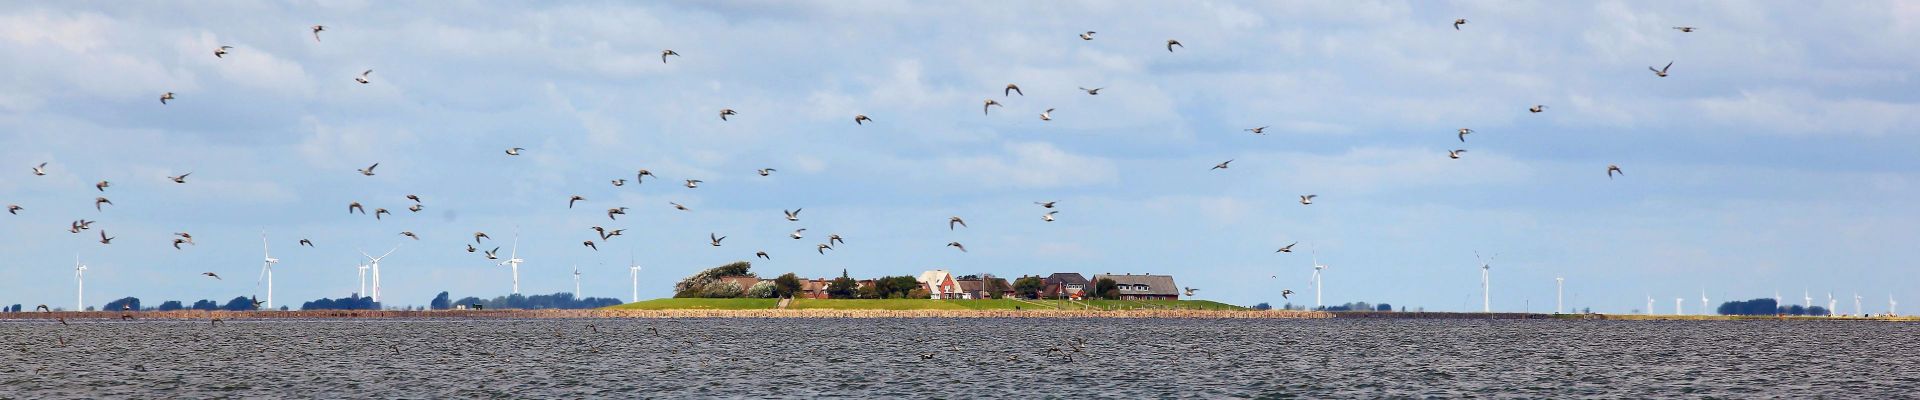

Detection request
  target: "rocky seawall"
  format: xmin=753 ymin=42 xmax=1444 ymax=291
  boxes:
xmin=0 ymin=309 xmax=1334 ymax=320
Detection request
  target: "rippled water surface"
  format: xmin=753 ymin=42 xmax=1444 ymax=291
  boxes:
xmin=1 ymin=318 xmax=1915 ymax=398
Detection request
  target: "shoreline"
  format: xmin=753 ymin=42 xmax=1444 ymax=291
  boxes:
xmin=1 ymin=309 xmax=1912 ymax=321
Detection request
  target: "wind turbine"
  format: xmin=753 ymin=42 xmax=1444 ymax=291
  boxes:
xmin=1827 ymin=292 xmax=1837 ymax=317
xmin=1855 ymin=293 xmax=1863 ymax=316
xmin=357 ymin=263 xmax=369 ymax=297
xmin=1803 ymin=290 xmax=1812 ymax=314
xmin=1674 ymin=297 xmax=1684 ymax=315
xmin=358 ymin=246 xmax=398 ymax=303
xmin=1555 ymin=277 xmax=1564 ymax=314
xmin=1475 ymin=252 xmax=1495 ymax=313
xmin=1645 ymin=295 xmax=1654 ymax=316
xmin=1309 ymin=250 xmax=1327 ymax=309
xmin=572 ymin=265 xmax=582 ymax=297
xmin=1892 ymin=294 xmax=1899 ymax=316
xmin=259 ymin=232 xmax=280 ymax=310
xmin=1774 ymin=290 xmax=1782 ymax=313
xmin=500 ymin=233 xmax=525 ymax=294
xmin=629 ymin=253 xmax=645 ymax=303
xmin=1700 ymin=289 xmax=1709 ymax=316
xmin=74 ymin=255 xmax=87 ymax=311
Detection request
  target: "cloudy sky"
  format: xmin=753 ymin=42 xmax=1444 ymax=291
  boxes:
xmin=2 ymin=1 xmax=1915 ymax=313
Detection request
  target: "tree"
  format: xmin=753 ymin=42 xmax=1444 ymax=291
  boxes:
xmin=429 ymin=291 xmax=452 ymax=310
xmin=1014 ymin=276 xmax=1045 ymax=299
xmin=907 ymin=288 xmax=931 ymax=299
xmin=103 ymin=297 xmax=142 ymax=311
xmin=220 ymin=296 xmax=255 ymax=311
xmin=156 ymin=301 xmax=184 ymax=311
xmin=746 ymin=281 xmax=777 ymax=298
xmin=827 ymin=269 xmax=858 ymax=299
xmin=191 ymin=299 xmax=219 ymax=311
xmin=984 ymin=278 xmax=1011 ymax=299
xmin=1094 ymin=278 xmax=1119 ymax=300
xmin=1376 ymin=304 xmax=1393 ymax=312
xmin=774 ymin=273 xmax=803 ymax=299
xmin=1253 ymin=302 xmax=1273 ymax=311
xmin=440 ymin=292 xmax=621 ymax=310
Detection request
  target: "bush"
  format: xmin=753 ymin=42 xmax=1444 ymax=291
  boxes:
xmin=102 ymin=297 xmax=142 ymax=311
xmin=156 ymin=301 xmax=184 ymax=311
xmin=701 ymin=281 xmax=745 ymax=298
xmin=1094 ymin=278 xmax=1119 ymax=300
xmin=1253 ymin=302 xmax=1273 ymax=311
xmin=907 ymin=288 xmax=931 ymax=299
xmin=429 ymin=291 xmax=451 ymax=310
xmin=746 ymin=281 xmax=777 ymax=298
xmin=675 ymin=261 xmax=755 ymax=298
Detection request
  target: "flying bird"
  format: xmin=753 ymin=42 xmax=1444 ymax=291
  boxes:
xmin=1458 ymin=128 xmax=1473 ymax=142
xmin=1673 ymin=26 xmax=1696 ymax=33
xmin=757 ymin=168 xmax=775 ymax=176
xmin=1282 ymin=289 xmax=1294 ymax=299
xmin=407 ymin=204 xmax=423 ymax=213
xmin=1078 ymin=87 xmax=1103 ymax=95
xmin=582 ymin=241 xmax=597 ymax=251
xmin=348 ymin=202 xmax=365 ymax=214
xmin=1607 ymin=164 xmax=1623 ymax=179
xmin=406 ymin=194 xmax=420 ymax=203
xmin=1246 ymin=126 xmax=1268 ymax=135
xmin=400 ymin=231 xmax=419 ymax=240
xmin=685 ymin=179 xmax=702 ymax=188
xmin=95 ymin=197 xmax=112 ymax=211
xmin=358 ymin=163 xmax=379 ymax=176
xmin=202 ymin=272 xmax=221 ymax=280
xmin=466 ymin=244 xmax=476 ymax=253
xmin=1005 ymin=84 xmax=1023 ymax=96
xmin=1166 ymin=39 xmax=1182 ymax=52
xmin=299 ymin=238 xmax=313 ymax=247
xmin=1040 ymin=108 xmax=1053 ymax=121
xmin=173 ymin=238 xmax=189 ymax=249
xmin=671 ymin=202 xmax=689 ymax=211
xmin=1035 ymin=201 xmax=1056 ymax=208
xmin=709 ymin=233 xmax=726 ymax=247
xmin=719 ymin=108 xmax=737 ymax=121
xmin=1650 ymin=61 xmax=1672 ymax=77
xmin=599 ymin=228 xmax=623 ymax=240
xmin=784 ymin=209 xmax=801 ymax=221
xmin=790 ymin=228 xmax=807 ymax=239
xmin=1454 ymin=18 xmax=1467 ymax=30
xmin=1212 ymin=160 xmax=1233 ymax=170
xmin=175 ymin=232 xmax=193 ymax=244
xmin=756 ymin=251 xmax=770 ymax=260
xmin=32 ymin=162 xmax=47 ymax=176
xmin=984 ymin=99 xmax=1002 ymax=115
xmin=569 ymin=195 xmax=585 ymax=208
xmin=637 ymin=169 xmax=655 ymax=183
xmin=99 ymin=230 xmax=114 ymax=244
xmin=949 ymin=216 xmax=967 ymax=230
xmin=1449 ymin=149 xmax=1467 ymax=159
xmin=1529 ymin=105 xmax=1547 ymax=113
xmin=817 ymin=243 xmax=833 ymax=254
xmin=947 ymin=242 xmax=967 ymax=252
xmin=505 ymin=147 xmax=523 ymax=156
xmin=169 ymin=173 xmax=190 ymax=183
xmin=1184 ymin=287 xmax=1199 ymax=297
xmin=611 ymin=178 xmax=626 ymax=187
xmin=484 ymin=247 xmax=500 ymax=260
xmin=854 ymin=114 xmax=872 ymax=125
xmin=95 ymin=180 xmax=109 ymax=191
xmin=160 ymin=92 xmax=174 ymax=105
xmin=1277 ymin=242 xmax=1296 ymax=253
xmin=608 ymin=207 xmax=628 ymax=220
xmin=1043 ymin=211 xmax=1058 ymax=222
xmin=310 ymin=25 xmax=325 ymax=42
xmin=374 ymin=208 xmax=390 ymax=220
xmin=7 ymin=205 xmax=19 ymax=215
xmin=829 ymin=234 xmax=844 ymax=246
xmin=354 ymin=69 xmax=373 ymax=84
xmin=661 ymin=49 xmax=679 ymax=63
xmin=1079 ymin=31 xmax=1096 ymax=40
xmin=1299 ymin=195 xmax=1317 ymax=205
xmin=214 ymin=46 xmax=232 ymax=58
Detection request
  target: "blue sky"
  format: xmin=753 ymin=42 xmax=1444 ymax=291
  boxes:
xmin=1 ymin=1 xmax=1915 ymax=313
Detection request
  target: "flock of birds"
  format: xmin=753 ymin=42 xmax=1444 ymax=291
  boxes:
xmin=11 ymin=18 xmax=1701 ymax=308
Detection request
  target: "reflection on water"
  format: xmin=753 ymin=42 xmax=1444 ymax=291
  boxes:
xmin=0 ymin=318 xmax=1914 ymax=397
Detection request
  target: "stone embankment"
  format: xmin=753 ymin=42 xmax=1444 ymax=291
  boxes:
xmin=0 ymin=309 xmax=1333 ymax=320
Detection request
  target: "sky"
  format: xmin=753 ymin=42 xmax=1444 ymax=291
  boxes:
xmin=1 ymin=1 xmax=1916 ymax=313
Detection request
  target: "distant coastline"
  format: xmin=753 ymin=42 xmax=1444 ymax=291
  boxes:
xmin=1 ymin=309 xmax=1912 ymax=321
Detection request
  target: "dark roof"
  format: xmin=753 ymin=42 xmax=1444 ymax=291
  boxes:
xmin=1044 ymin=273 xmax=1089 ymax=285
xmin=1091 ymin=274 xmax=1178 ymax=296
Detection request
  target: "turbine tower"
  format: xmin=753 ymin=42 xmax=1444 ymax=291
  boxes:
xmin=1827 ymin=292 xmax=1837 ymax=317
xmin=1475 ymin=252 xmax=1495 ymax=313
xmin=1310 ymin=250 xmax=1327 ymax=309
xmin=357 ymin=263 xmax=369 ymax=297
xmin=1855 ymin=293 xmax=1863 ymax=316
xmin=628 ymin=263 xmax=643 ymax=303
xmin=1699 ymin=289 xmax=1709 ymax=316
xmin=572 ymin=265 xmax=582 ymax=297
xmin=1803 ymin=290 xmax=1812 ymax=313
xmin=1892 ymin=294 xmax=1899 ymax=316
xmin=259 ymin=232 xmax=280 ymax=310
xmin=1555 ymin=277 xmax=1564 ymax=314
xmin=74 ymin=256 xmax=88 ymax=311
xmin=1774 ymin=290 xmax=1782 ymax=313
xmin=1645 ymin=295 xmax=1654 ymax=316
xmin=500 ymin=233 xmax=525 ymax=294
xmin=358 ymin=246 xmax=398 ymax=303
xmin=1674 ymin=297 xmax=1683 ymax=315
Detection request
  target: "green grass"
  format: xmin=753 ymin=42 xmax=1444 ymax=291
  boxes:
xmin=606 ymin=298 xmax=780 ymax=310
xmin=603 ymin=297 xmax=1245 ymax=311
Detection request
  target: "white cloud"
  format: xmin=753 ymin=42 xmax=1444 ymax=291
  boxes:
xmin=940 ymin=141 xmax=1118 ymax=189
